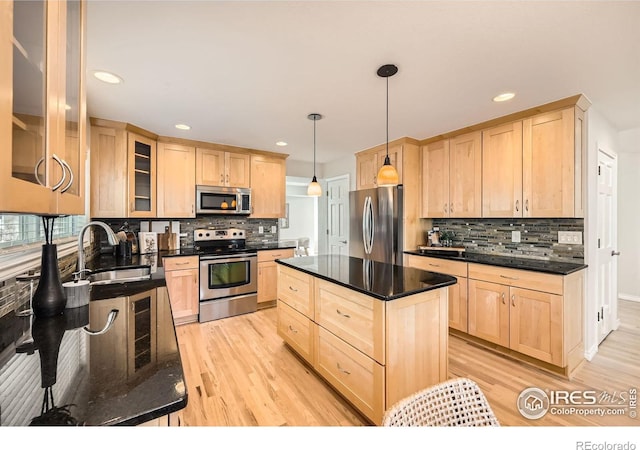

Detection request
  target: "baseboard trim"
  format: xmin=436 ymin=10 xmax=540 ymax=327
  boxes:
xmin=584 ymin=343 xmax=598 ymax=361
xmin=619 ymin=293 xmax=640 ymax=302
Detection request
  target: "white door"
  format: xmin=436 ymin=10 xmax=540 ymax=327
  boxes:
xmin=596 ymin=149 xmax=618 ymax=344
xmin=327 ymin=175 xmax=350 ymax=256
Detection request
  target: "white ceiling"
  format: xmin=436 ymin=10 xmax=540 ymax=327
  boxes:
xmin=86 ymin=1 xmax=640 ymax=165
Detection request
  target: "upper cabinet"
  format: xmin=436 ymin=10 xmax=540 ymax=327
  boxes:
xmin=250 ymin=154 xmax=286 ymax=218
xmin=481 ymin=121 xmax=524 ymax=218
xmin=157 ymin=142 xmax=195 ymax=218
xmin=196 ymin=148 xmax=250 ymax=188
xmin=0 ymin=0 xmax=86 ymax=215
xmin=355 ymin=144 xmax=403 ymax=191
xmin=90 ymin=120 xmax=158 ymax=219
xmin=420 ymin=95 xmax=589 ymax=219
xmin=421 ymin=131 xmax=482 ymax=218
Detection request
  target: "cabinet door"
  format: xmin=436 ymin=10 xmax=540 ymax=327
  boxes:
xmin=90 ymin=126 xmax=127 ymax=217
xmin=56 ymin=0 xmax=86 ymax=215
xmin=157 ymin=142 xmax=195 ymax=218
xmin=225 ymin=152 xmax=250 ymax=188
xmin=127 ymin=289 xmax=157 ymax=377
xmin=468 ymin=279 xmax=509 ymax=347
xmin=421 ymin=140 xmax=449 ymax=218
xmin=522 ymin=108 xmax=575 ymax=217
xmin=195 ymin=147 xmax=224 ymax=186
xmin=510 ymin=287 xmax=563 ymax=365
xmin=356 ymin=152 xmax=378 ymax=190
xmin=449 ymin=277 xmax=468 ymax=333
xmin=1 ymin=0 xmax=56 ymax=213
xmin=128 ymin=132 xmax=157 ymax=217
xmin=250 ymin=155 xmax=286 ymax=218
xmin=258 ymin=260 xmax=277 ymax=304
xmin=165 ymin=267 xmax=199 ymax=325
xmin=482 ymin=121 xmax=523 ymax=217
xmin=449 ymin=131 xmax=482 ymax=218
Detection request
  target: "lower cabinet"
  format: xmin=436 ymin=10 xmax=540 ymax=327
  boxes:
xmin=468 ymin=263 xmax=584 ymax=373
xmin=276 ymin=264 xmax=448 ymax=425
xmin=163 ymin=256 xmax=199 ymax=325
xmin=257 ymin=248 xmax=295 ymax=306
xmin=404 ymin=254 xmax=468 ymax=332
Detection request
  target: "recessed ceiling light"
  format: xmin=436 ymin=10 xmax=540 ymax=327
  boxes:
xmin=93 ymin=70 xmax=123 ymax=84
xmin=493 ymin=92 xmax=515 ymax=102
xmin=276 ymin=141 xmax=288 ymax=147
xmin=175 ymin=124 xmax=191 ymax=130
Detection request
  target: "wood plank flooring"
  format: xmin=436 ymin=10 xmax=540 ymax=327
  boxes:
xmin=175 ymin=300 xmax=639 ymax=427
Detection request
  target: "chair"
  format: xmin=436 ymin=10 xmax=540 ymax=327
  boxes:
xmin=381 ymin=377 xmax=500 ymax=426
xmin=295 ymin=237 xmax=311 ymax=256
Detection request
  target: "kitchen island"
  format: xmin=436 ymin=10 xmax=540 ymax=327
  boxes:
xmin=275 ymin=255 xmax=457 ymax=425
xmin=0 ymin=253 xmax=187 ymax=426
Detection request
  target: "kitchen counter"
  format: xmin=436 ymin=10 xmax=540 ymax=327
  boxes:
xmin=276 ymin=255 xmax=457 ymax=301
xmin=247 ymin=242 xmax=297 ymax=251
xmin=0 ymin=252 xmax=187 ymax=426
xmin=404 ymin=250 xmax=587 ymax=275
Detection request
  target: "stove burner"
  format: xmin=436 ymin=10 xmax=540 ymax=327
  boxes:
xmin=193 ymin=228 xmax=254 ymax=256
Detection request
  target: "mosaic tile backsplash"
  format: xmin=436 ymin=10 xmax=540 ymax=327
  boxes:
xmin=431 ymin=218 xmax=584 ymax=263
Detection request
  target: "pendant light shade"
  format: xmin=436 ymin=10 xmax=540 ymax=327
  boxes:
xmin=376 ymin=64 xmax=400 ymax=187
xmin=307 ymin=113 xmax=323 ymax=197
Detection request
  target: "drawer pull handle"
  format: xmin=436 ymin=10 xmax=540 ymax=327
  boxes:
xmin=288 ymin=286 xmax=298 ymax=292
xmin=288 ymin=325 xmax=298 ymax=334
xmin=336 ymin=309 xmax=351 ymax=318
xmin=175 ymin=261 xmax=190 ymax=265
xmin=337 ymin=363 xmax=351 ymax=375
xmin=511 ymin=294 xmax=516 ymax=307
xmin=429 ymin=263 xmax=440 ymax=267
xmin=272 ymin=254 xmax=282 ymax=258
xmin=500 ymin=275 xmax=519 ymax=280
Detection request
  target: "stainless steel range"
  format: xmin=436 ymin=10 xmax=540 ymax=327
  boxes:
xmin=195 ymin=228 xmax=257 ymax=323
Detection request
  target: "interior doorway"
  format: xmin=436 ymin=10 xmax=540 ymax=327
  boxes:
xmin=596 ymin=148 xmax=618 ymax=344
xmin=279 ymin=177 xmax=319 ymax=255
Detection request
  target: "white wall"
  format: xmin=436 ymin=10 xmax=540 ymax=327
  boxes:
xmin=324 ymin=155 xmax=356 ymax=191
xmin=585 ymin=107 xmax=622 ymax=359
xmin=617 ymin=127 xmax=640 ymax=300
xmin=279 ymin=195 xmax=318 ymax=254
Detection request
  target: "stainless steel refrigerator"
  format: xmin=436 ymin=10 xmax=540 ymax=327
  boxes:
xmin=349 ymin=185 xmax=403 ymax=265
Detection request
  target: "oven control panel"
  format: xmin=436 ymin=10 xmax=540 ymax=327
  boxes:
xmin=194 ymin=228 xmax=245 ymax=241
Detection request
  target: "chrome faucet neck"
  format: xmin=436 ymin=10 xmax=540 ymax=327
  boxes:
xmin=77 ymin=221 xmax=119 ymax=278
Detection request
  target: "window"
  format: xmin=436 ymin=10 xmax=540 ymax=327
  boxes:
xmin=0 ymin=214 xmax=87 ymax=251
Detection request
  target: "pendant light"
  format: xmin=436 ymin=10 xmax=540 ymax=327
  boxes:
xmin=376 ymin=64 xmax=400 ymax=187
xmin=307 ymin=113 xmax=323 ymax=196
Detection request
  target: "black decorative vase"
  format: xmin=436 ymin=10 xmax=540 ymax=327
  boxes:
xmin=32 ymin=244 xmax=67 ymax=318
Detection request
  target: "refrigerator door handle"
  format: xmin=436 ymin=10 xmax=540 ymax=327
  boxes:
xmin=363 ymin=196 xmax=374 ymax=255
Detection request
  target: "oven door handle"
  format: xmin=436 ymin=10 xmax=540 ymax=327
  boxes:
xmin=199 ymin=253 xmax=257 ymax=262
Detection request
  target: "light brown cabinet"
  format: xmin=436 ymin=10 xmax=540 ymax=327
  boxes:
xmin=250 ymin=154 xmax=286 ymax=218
xmin=157 ymin=142 xmax=195 ymax=218
xmin=467 ymin=263 xmax=584 ymax=375
xmin=163 ymin=256 xmax=199 ymax=325
xmin=404 ymin=253 xmax=468 ymax=333
xmin=421 ymin=131 xmax=482 ymax=218
xmin=277 ymin=263 xmax=448 ymax=424
xmin=196 ymin=148 xmax=250 ymax=188
xmin=1 ymin=0 xmax=86 ymax=215
xmin=257 ymin=248 xmax=295 ymax=306
xmin=481 ymin=106 xmax=586 ymax=218
xmin=90 ymin=123 xmax=159 ymax=219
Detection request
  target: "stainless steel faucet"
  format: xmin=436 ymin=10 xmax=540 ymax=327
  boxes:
xmin=76 ymin=221 xmax=119 ymax=279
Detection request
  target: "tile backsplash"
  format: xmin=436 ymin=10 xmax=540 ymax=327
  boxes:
xmin=432 ymin=218 xmax=584 ymax=263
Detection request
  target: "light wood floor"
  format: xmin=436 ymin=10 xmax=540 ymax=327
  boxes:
xmin=175 ymin=300 xmax=639 ymax=426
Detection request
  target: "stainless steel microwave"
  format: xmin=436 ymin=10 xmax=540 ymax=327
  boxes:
xmin=196 ymin=185 xmax=251 ymax=215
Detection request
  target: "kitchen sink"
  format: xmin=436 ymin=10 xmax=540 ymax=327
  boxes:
xmin=88 ymin=266 xmax=152 ymax=285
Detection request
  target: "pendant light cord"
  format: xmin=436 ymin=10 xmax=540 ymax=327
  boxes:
xmin=386 ymin=76 xmax=389 ymax=158
xmin=313 ymin=117 xmax=317 ymax=177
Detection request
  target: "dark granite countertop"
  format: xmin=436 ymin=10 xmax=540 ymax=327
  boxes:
xmin=246 ymin=242 xmax=297 ymax=251
xmin=276 ymin=255 xmax=457 ymax=301
xmin=0 ymin=252 xmax=187 ymax=426
xmin=404 ymin=250 xmax=587 ymax=275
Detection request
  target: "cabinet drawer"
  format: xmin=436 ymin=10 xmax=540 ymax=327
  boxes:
xmin=277 ymin=301 xmax=314 ymax=363
xmin=315 ymin=279 xmax=385 ymax=364
xmin=277 ymin=265 xmax=313 ymax=318
xmin=405 ymin=254 xmax=467 ymax=278
xmin=315 ymin=326 xmax=385 ymax=424
xmin=163 ymin=256 xmax=199 ymax=271
xmin=468 ymin=263 xmax=563 ymax=295
xmin=258 ymin=248 xmax=295 ymax=263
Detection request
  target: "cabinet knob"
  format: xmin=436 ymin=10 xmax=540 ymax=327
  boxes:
xmin=525 ymin=199 xmax=529 ymax=212
xmin=511 ymin=294 xmax=516 ymax=307
xmin=450 ymin=203 xmax=454 ymax=214
xmin=515 ymin=200 xmax=520 ymax=212
xmin=444 ymin=203 xmax=447 ymax=213
xmin=501 ymin=292 xmax=506 ymax=304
